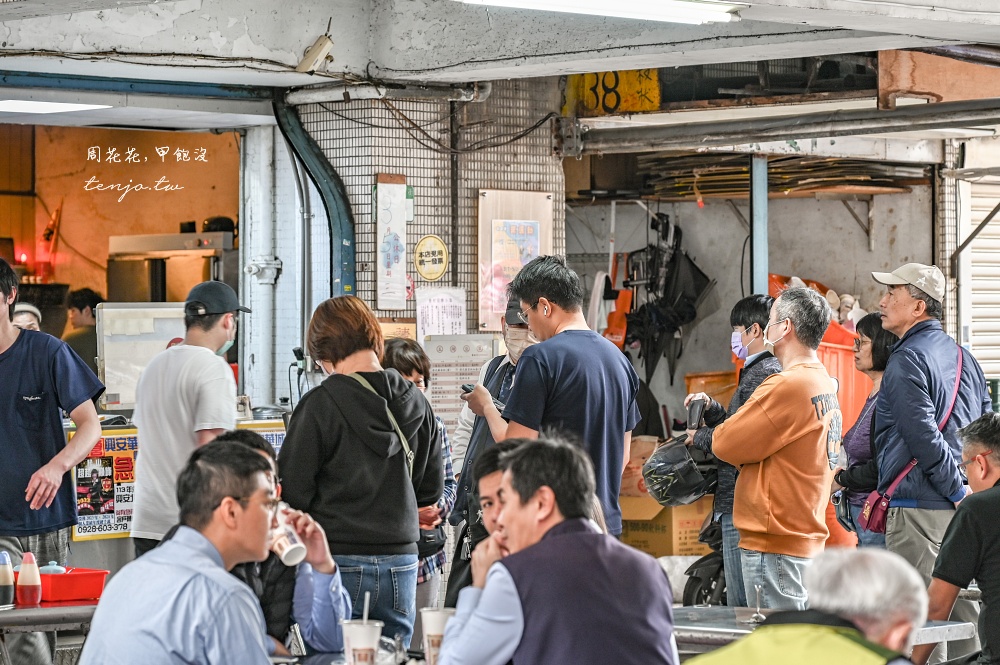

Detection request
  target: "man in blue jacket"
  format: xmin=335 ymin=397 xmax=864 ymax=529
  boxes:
xmin=872 ymin=262 xmax=991 ymax=663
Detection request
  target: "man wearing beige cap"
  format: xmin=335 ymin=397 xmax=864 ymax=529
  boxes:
xmin=872 ymin=262 xmax=990 ymax=663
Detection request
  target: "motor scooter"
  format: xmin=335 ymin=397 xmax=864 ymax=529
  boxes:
xmin=682 ymin=511 xmax=726 ymax=606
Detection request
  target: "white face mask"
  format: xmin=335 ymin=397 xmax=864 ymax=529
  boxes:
xmin=504 ymin=327 xmax=538 ymax=364
xmin=762 ymin=318 xmax=789 ymax=352
xmin=216 ymin=314 xmax=236 ymax=356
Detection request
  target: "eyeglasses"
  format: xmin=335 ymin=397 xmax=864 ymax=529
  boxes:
xmin=517 ymin=301 xmax=538 ymax=325
xmin=852 ymin=338 xmax=872 ymax=352
xmin=959 ymin=451 xmax=993 ymax=471
xmin=217 ymin=494 xmax=281 ymax=519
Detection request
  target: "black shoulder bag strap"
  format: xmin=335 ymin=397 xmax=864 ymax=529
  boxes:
xmin=349 ymin=373 xmax=414 ymax=479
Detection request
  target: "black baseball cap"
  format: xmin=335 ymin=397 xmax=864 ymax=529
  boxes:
xmin=184 ymin=281 xmax=251 ymax=316
xmin=504 ymin=296 xmax=523 ymax=326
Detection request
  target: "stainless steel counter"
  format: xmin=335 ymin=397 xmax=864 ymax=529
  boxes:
xmin=673 ymin=606 xmax=976 ymax=650
xmin=0 ymin=601 xmax=99 ymax=665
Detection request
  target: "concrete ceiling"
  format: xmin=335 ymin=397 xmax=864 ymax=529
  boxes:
xmin=0 ymin=0 xmax=997 ymax=130
xmin=0 ymin=0 xmax=152 ymax=21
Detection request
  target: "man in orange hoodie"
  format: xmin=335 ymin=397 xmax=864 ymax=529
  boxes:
xmin=713 ymin=287 xmax=842 ymax=610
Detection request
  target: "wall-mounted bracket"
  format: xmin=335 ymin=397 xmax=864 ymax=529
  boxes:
xmin=726 ymin=199 xmax=750 ymax=232
xmin=952 ymin=199 xmax=1000 ymax=276
xmin=840 ymin=199 xmax=875 ymax=252
xmin=245 ymin=256 xmax=283 ymax=285
xmin=555 ymin=117 xmax=585 ymax=159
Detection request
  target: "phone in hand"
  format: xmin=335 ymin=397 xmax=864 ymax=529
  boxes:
xmin=461 ymin=383 xmax=506 ymax=412
xmin=687 ymin=398 xmax=707 ymax=429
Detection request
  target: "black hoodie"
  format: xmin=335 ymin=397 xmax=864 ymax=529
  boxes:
xmin=278 ymin=369 xmax=444 ymax=555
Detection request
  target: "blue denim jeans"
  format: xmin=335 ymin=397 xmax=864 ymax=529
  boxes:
xmin=740 ymin=548 xmax=810 ymax=610
xmin=720 ymin=514 xmax=747 ymax=607
xmin=848 ymin=502 xmax=887 ymax=548
xmin=334 ymin=554 xmax=419 ymax=648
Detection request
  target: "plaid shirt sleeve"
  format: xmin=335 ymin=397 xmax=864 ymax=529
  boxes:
xmin=436 ymin=416 xmax=458 ymax=518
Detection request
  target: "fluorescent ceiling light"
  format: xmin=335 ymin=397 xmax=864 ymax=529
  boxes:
xmin=0 ymin=100 xmax=113 ymax=114
xmin=453 ymin=0 xmax=743 ymax=24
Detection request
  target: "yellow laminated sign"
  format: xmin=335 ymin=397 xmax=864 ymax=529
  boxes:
xmin=564 ymin=69 xmax=661 ymax=117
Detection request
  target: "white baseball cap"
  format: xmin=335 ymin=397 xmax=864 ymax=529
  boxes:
xmin=871 ymin=263 xmax=945 ymax=302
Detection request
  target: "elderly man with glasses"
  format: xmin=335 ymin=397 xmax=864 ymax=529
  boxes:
xmin=912 ymin=413 xmax=1000 ymax=665
xmin=870 ymin=263 xmax=991 ymax=663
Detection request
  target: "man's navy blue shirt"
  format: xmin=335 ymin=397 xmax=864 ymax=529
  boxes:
xmin=0 ymin=329 xmax=104 ymax=534
xmin=503 ymin=329 xmax=640 ymax=535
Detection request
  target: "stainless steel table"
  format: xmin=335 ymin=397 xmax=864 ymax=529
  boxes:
xmin=673 ymin=606 xmax=976 ymax=652
xmin=0 ymin=601 xmax=98 ymax=665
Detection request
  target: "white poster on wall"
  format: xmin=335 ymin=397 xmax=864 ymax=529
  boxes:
xmin=375 ymin=180 xmax=408 ymax=310
xmin=425 ymin=334 xmax=499 ymax=435
xmin=416 ymin=287 xmax=466 ymax=342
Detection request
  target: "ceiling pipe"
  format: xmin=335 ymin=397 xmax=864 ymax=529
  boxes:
xmin=564 ymin=96 xmax=1000 ymax=156
xmin=285 ymin=81 xmax=491 ymax=106
xmin=912 ymin=45 xmax=1000 ymax=69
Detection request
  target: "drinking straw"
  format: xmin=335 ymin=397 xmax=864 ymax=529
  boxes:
xmin=363 ymin=591 xmax=371 ymax=624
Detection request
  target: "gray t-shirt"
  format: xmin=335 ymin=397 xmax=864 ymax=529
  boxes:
xmin=132 ymin=344 xmax=236 ymax=540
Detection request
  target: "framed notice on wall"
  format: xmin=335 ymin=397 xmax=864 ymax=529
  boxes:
xmin=374 ymin=174 xmax=414 ymax=311
xmin=477 ymin=190 xmax=554 ymax=331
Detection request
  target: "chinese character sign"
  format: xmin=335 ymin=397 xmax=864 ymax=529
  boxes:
xmin=374 ymin=180 xmax=409 ymax=310
xmin=83 ymin=144 xmax=213 ymax=203
xmin=72 ymin=432 xmax=138 ymax=541
xmin=425 ymin=334 xmax=498 ymax=434
xmin=413 ymin=235 xmax=449 ymax=282
xmin=416 ymin=287 xmax=466 ymax=342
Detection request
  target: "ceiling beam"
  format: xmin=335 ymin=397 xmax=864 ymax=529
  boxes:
xmin=562 ymin=97 xmax=1000 ymax=156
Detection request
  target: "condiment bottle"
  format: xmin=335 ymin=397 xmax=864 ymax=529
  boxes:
xmin=0 ymin=552 xmax=13 ymax=605
xmin=16 ymin=552 xmax=42 ymax=605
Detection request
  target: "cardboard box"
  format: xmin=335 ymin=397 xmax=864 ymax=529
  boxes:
xmin=684 ymin=371 xmax=738 ymax=416
xmin=620 ymin=435 xmax=662 ymax=497
xmin=619 ymin=494 xmax=713 ymax=557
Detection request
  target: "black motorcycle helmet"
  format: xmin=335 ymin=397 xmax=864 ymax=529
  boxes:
xmin=642 ymin=435 xmax=716 ymax=507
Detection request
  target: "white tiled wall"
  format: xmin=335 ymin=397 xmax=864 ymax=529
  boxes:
xmin=254 ymin=79 xmax=566 ymax=405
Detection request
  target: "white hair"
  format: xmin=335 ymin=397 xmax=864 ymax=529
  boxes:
xmin=806 ymin=548 xmax=927 ymax=651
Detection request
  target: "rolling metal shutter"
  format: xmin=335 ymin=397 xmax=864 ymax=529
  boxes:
xmin=969 ymin=180 xmax=1000 ymax=376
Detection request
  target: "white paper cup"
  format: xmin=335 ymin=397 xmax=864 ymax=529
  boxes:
xmin=420 ymin=608 xmax=455 ymax=665
xmin=271 ymin=503 xmax=307 ymax=567
xmin=340 ymin=619 xmax=384 ymax=665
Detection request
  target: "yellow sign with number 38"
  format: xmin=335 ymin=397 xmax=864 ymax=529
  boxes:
xmin=564 ymin=69 xmax=661 ymax=117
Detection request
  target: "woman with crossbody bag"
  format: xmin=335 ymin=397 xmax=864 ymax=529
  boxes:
xmin=278 ymin=297 xmax=444 ymax=648
xmin=832 ymin=313 xmax=899 ymax=546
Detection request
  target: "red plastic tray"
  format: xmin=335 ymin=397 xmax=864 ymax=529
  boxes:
xmin=13 ymin=567 xmax=109 ymax=602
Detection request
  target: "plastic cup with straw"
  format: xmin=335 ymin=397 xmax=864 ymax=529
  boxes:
xmin=340 ymin=590 xmax=383 ymax=664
